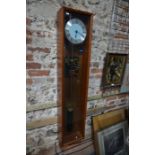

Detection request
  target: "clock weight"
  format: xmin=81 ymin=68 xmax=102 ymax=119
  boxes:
xmin=66 ymin=106 xmax=74 ymax=132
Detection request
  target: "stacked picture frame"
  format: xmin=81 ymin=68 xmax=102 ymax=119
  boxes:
xmin=97 ymin=121 xmax=128 ymax=155
xmin=93 ymin=109 xmax=129 ymax=155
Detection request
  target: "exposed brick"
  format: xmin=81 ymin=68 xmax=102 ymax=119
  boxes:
xmin=114 ymin=34 xmax=128 ymax=39
xmin=93 ymin=62 xmax=99 ymax=68
xmin=27 ymin=29 xmax=32 ymax=36
xmin=95 ymin=73 xmax=102 ymax=78
xmin=26 ymin=54 xmax=33 ymax=61
xmin=26 ymin=37 xmax=32 ymax=44
xmin=26 ymin=18 xmax=32 ymax=26
xmin=26 ymin=79 xmax=33 ymax=85
xmin=120 ymin=22 xmax=128 ymax=27
xmin=108 ymin=101 xmax=115 ymax=105
xmin=118 ymin=94 xmax=128 ymax=99
xmin=122 ymin=7 xmax=129 ymax=12
xmin=28 ymin=70 xmax=50 ymax=76
xmin=121 ymin=99 xmax=127 ymax=103
xmin=37 ymin=31 xmax=45 ymax=37
xmin=26 ymin=0 xmax=129 ymax=153
xmin=105 ymin=105 xmax=116 ymax=110
xmin=35 ymin=147 xmax=55 ymax=155
xmin=106 ymin=96 xmax=117 ymax=102
xmin=27 ymin=47 xmax=50 ymax=53
xmin=48 ymin=33 xmax=52 ymax=37
xmin=31 ymin=30 xmax=52 ymax=38
xmin=96 ymin=90 xmax=101 ymax=95
xmin=91 ymin=68 xmax=102 ymax=74
xmin=118 ymin=102 xmax=126 ymax=106
xmin=26 ymin=63 xmax=41 ymax=69
xmin=39 ymin=31 xmax=45 ymax=37
xmin=48 ymin=63 xmax=55 ymax=68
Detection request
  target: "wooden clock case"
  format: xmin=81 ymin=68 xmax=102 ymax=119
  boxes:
xmin=57 ymin=6 xmax=93 ymax=147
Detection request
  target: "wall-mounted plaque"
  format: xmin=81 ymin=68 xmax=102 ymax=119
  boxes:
xmin=120 ymin=63 xmax=129 ymax=93
xmin=102 ymin=53 xmax=127 ymax=88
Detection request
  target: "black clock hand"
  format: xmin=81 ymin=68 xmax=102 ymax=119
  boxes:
xmin=77 ymin=31 xmax=85 ymax=38
xmin=75 ymin=30 xmax=78 ymax=38
xmin=75 ymin=30 xmax=84 ymax=38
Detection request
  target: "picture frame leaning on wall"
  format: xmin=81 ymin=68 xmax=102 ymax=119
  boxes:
xmin=97 ymin=121 xmax=128 ymax=155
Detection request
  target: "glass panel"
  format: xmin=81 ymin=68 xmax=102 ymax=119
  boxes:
xmin=63 ymin=49 xmax=84 ymax=143
xmin=62 ymin=10 xmax=89 ymax=144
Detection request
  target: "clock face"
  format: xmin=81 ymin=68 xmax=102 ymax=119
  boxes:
xmin=65 ymin=18 xmax=87 ymax=44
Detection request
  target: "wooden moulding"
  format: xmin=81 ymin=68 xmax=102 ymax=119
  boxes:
xmin=26 ymin=102 xmax=57 ymax=112
xmin=26 ymin=117 xmax=57 ymax=130
xmin=92 ymin=108 xmax=126 ymax=133
xmin=26 ymin=106 xmax=128 ymax=130
xmin=26 ymin=93 xmax=128 ymax=113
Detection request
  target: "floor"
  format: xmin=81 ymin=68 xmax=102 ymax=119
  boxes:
xmin=27 ymin=141 xmax=95 ymax=155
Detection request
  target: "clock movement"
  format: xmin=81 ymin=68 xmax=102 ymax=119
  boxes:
xmin=57 ymin=7 xmax=93 ymax=146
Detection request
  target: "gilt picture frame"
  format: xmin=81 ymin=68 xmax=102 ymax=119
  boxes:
xmin=120 ymin=63 xmax=129 ymax=93
xmin=102 ymin=53 xmax=128 ymax=88
xmin=97 ymin=121 xmax=128 ymax=155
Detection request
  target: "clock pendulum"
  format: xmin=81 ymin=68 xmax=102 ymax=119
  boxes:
xmin=57 ymin=7 xmax=93 ymax=146
xmin=66 ymin=14 xmax=74 ymax=132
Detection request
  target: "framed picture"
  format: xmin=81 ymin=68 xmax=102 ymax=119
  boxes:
xmin=97 ymin=121 xmax=128 ymax=155
xmin=120 ymin=63 xmax=129 ymax=93
xmin=102 ymin=53 xmax=128 ymax=88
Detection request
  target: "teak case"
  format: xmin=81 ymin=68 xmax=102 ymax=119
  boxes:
xmin=57 ymin=7 xmax=93 ymax=147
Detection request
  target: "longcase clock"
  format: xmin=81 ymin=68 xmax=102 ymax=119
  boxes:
xmin=57 ymin=7 xmax=93 ymax=146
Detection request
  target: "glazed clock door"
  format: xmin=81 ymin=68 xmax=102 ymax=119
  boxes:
xmin=64 ymin=48 xmax=83 ymax=141
xmin=57 ymin=7 xmax=93 ymax=146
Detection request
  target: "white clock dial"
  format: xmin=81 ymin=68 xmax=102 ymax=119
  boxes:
xmin=65 ymin=18 xmax=87 ymax=44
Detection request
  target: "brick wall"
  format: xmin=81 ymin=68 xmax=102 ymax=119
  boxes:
xmin=26 ymin=0 xmax=129 ymax=154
